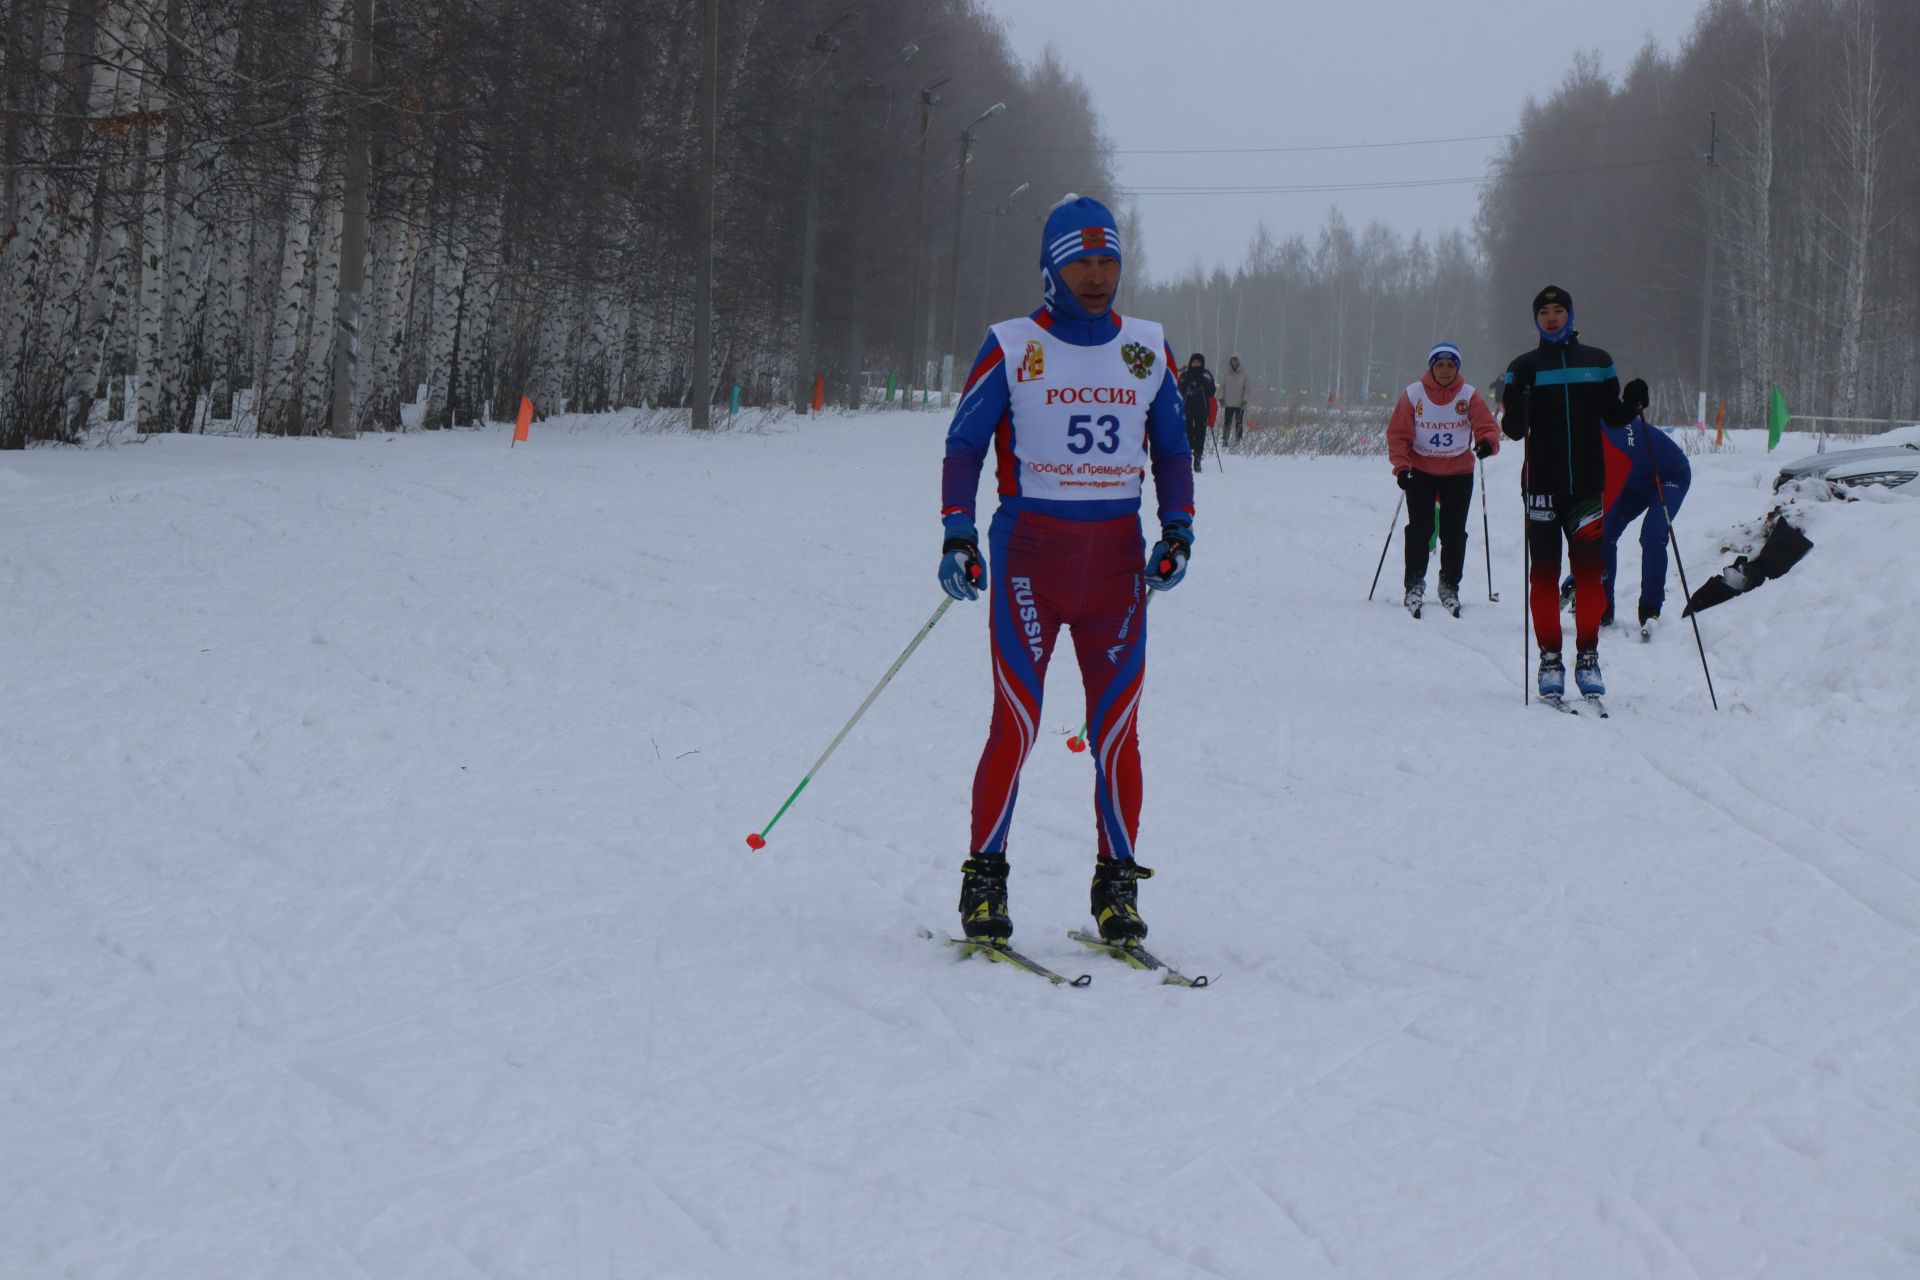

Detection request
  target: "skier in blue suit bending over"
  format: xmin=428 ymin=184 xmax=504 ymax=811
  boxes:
xmin=1563 ymin=414 xmax=1693 ymax=636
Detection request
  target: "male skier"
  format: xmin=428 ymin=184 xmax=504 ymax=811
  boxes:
xmin=1501 ymin=285 xmax=1647 ymax=700
xmin=936 ymin=194 xmax=1195 ymax=944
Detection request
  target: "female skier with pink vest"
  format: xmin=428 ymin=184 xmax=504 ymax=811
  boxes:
xmin=1386 ymin=341 xmax=1500 ymax=617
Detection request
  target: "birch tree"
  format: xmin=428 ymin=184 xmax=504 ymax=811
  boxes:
xmin=1823 ymin=0 xmax=1892 ymax=417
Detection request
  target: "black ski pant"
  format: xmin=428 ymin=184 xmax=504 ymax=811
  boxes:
xmin=1403 ymin=468 xmax=1474 ymax=590
xmin=1221 ymin=405 xmax=1245 ymax=445
xmin=1185 ymin=408 xmax=1208 ymax=471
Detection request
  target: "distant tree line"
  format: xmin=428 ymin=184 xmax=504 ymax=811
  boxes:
xmin=0 ymin=0 xmax=1116 ymax=447
xmin=1481 ymin=0 xmax=1919 ymax=428
xmin=1132 ymin=216 xmax=1496 ymax=418
xmin=1141 ymin=0 xmax=1919 ymax=434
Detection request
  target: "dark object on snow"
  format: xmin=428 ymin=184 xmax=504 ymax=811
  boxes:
xmin=1683 ymin=516 xmax=1814 ymax=616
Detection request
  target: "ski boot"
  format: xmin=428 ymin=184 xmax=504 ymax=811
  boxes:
xmin=1403 ymin=582 xmax=1424 ymax=619
xmin=1638 ymin=603 xmax=1659 ymax=641
xmin=1574 ymin=648 xmax=1605 ymax=697
xmin=1537 ymin=650 xmax=1567 ymax=700
xmin=958 ymin=856 xmax=1012 ymax=942
xmin=1437 ymin=578 xmax=1461 ymax=616
xmin=1090 ymin=860 xmax=1152 ymax=943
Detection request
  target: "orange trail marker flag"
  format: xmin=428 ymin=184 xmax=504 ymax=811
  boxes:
xmin=512 ymin=396 xmax=533 ymax=446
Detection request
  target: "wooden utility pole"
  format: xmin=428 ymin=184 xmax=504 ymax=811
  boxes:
xmin=329 ymin=0 xmax=374 ymax=439
xmin=691 ymin=0 xmax=718 ymax=429
xmin=904 ymin=82 xmax=944 ymax=403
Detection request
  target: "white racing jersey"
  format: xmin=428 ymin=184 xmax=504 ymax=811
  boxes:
xmin=1407 ymin=379 xmax=1478 ymax=459
xmin=990 ymin=314 xmax=1168 ymax=505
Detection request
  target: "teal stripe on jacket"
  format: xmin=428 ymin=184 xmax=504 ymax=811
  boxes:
xmin=1532 ymin=364 xmax=1618 ymax=387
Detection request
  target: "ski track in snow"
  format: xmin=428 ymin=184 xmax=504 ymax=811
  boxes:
xmin=3 ymin=418 xmax=1918 ymax=1278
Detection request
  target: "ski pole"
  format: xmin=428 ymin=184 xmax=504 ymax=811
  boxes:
xmin=1522 ymin=510 xmax=1531 ymax=706
xmin=1208 ymin=421 xmax=1226 ymax=473
xmin=1648 ymin=454 xmax=1718 ymax=711
xmin=746 ymin=597 xmax=956 ymax=849
xmin=1478 ymin=455 xmax=1500 ymax=602
xmin=1367 ymin=492 xmax=1404 ymax=601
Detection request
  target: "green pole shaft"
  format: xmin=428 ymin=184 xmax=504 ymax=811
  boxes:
xmin=750 ymin=597 xmax=955 ymax=844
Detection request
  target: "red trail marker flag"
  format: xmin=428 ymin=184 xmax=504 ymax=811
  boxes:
xmin=512 ymin=396 xmax=533 ymax=446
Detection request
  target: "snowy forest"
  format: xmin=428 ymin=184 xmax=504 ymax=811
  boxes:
xmin=0 ymin=0 xmax=1115 ymax=447
xmin=3 ymin=0 xmax=1918 ymax=448
xmin=1138 ymin=0 xmax=1920 ymax=431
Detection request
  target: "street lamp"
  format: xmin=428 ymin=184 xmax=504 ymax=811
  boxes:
xmin=905 ymin=75 xmax=951 ymax=404
xmin=793 ymin=12 xmax=854 ymax=413
xmin=980 ymin=181 xmax=1028 ymax=335
xmin=844 ymin=44 xmax=921 ymax=410
xmin=941 ymin=102 xmax=1006 ymax=401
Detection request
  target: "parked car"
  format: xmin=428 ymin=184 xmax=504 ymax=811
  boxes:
xmin=1773 ymin=440 xmax=1919 ymax=494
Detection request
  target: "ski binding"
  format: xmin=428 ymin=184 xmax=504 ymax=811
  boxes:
xmin=920 ymin=928 xmax=1091 ymax=986
xmin=1068 ymin=930 xmax=1210 ymax=987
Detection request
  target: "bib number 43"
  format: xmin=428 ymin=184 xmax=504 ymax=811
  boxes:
xmin=1068 ymin=413 xmax=1122 ymax=455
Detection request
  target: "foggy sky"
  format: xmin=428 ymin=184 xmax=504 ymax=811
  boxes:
xmin=977 ymin=0 xmax=1706 ymax=282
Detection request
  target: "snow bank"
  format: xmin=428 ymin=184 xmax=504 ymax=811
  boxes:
xmin=3 ymin=416 xmax=1916 ymax=1278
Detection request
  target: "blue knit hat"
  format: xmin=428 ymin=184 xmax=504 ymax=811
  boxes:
xmin=1429 ymin=341 xmax=1462 ymax=368
xmin=1039 ymin=193 xmax=1122 ymax=320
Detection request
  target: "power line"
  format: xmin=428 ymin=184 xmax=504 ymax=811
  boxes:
xmin=977 ymin=111 xmax=1705 ymax=158
xmin=1017 ymin=154 xmax=1694 ymax=199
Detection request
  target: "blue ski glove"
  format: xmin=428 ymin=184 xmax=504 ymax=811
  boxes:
xmin=1146 ymin=520 xmax=1193 ymax=592
xmin=938 ymin=520 xmax=985 ymax=601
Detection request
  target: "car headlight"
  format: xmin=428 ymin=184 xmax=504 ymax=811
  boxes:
xmin=1832 ymin=470 xmax=1917 ymax=490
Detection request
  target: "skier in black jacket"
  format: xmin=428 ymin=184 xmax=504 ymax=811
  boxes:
xmin=1501 ymin=285 xmax=1648 ymax=701
xmin=1177 ymin=354 xmax=1217 ymax=473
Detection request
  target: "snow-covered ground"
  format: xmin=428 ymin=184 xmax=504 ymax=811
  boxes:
xmin=4 ymin=413 xmax=1916 ymax=1279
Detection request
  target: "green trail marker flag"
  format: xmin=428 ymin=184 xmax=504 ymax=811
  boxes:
xmin=1768 ymin=385 xmax=1789 ymax=451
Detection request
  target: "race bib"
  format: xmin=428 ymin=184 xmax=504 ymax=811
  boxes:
xmin=1408 ymin=380 xmax=1476 ymax=459
xmin=993 ymin=315 xmax=1165 ymax=504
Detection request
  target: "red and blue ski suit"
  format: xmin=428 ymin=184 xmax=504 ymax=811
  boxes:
xmin=942 ymin=307 xmax=1193 ymax=862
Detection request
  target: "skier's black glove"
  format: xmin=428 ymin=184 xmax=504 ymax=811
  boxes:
xmin=1622 ymin=378 xmax=1650 ymax=416
xmin=1474 ymin=439 xmax=1495 ymax=460
xmin=1395 ymin=468 xmax=1414 ymax=491
xmin=938 ymin=521 xmax=985 ymax=601
xmin=1147 ymin=520 xmax=1192 ymax=592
